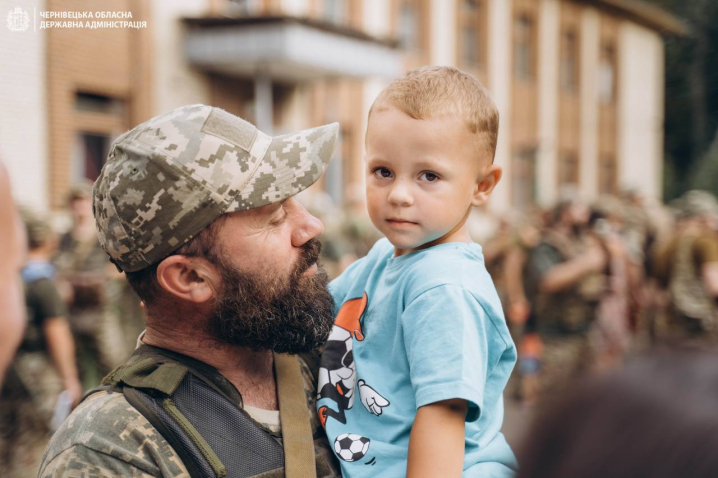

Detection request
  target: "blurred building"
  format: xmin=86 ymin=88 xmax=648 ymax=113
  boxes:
xmin=0 ymin=0 xmax=684 ymax=213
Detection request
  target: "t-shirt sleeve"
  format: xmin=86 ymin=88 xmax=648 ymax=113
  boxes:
xmin=32 ymin=279 xmax=67 ymax=321
xmin=400 ymin=285 xmax=492 ymax=422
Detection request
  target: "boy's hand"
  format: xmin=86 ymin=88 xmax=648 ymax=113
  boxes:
xmin=358 ymin=380 xmax=390 ymax=415
xmin=407 ymin=398 xmax=468 ymax=478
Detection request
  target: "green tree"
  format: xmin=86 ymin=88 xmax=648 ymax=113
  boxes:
xmin=646 ymin=0 xmax=718 ymax=198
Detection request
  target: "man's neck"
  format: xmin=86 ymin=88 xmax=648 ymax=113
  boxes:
xmin=142 ymin=324 xmax=278 ymax=410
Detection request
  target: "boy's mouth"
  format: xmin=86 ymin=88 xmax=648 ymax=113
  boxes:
xmin=386 ymin=218 xmax=418 ymax=228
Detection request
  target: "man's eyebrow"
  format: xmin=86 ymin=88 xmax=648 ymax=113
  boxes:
xmin=267 ymin=200 xmax=287 ymax=214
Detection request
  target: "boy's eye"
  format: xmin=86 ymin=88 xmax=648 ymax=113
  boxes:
xmin=373 ymin=167 xmax=393 ymax=179
xmin=419 ymin=172 xmax=439 ymax=182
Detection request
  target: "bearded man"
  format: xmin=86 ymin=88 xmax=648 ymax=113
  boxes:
xmin=39 ymin=104 xmax=341 ymax=478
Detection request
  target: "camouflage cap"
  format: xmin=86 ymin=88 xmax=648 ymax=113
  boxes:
xmin=93 ymin=104 xmax=339 ymax=272
xmin=19 ymin=207 xmax=53 ymax=249
xmin=675 ymin=190 xmax=718 ymax=219
xmin=67 ymin=179 xmax=94 ymax=204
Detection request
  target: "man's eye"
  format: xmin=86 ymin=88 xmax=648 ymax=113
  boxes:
xmin=270 ymin=212 xmax=287 ymax=226
xmin=373 ymin=167 xmax=393 ymax=179
xmin=419 ymin=172 xmax=439 ymax=182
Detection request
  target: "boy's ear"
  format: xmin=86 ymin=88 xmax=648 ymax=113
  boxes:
xmin=471 ymin=164 xmax=502 ymax=207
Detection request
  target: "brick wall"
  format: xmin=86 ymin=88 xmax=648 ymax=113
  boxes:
xmin=46 ymin=0 xmax=152 ymax=209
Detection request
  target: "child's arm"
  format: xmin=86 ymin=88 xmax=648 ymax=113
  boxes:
xmin=407 ymin=398 xmax=468 ymax=478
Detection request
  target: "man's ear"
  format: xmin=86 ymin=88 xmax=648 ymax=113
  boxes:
xmin=156 ymin=255 xmax=218 ymax=304
xmin=472 ymin=164 xmax=503 ymax=207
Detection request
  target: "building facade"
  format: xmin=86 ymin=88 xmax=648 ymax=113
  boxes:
xmin=0 ymin=0 xmax=683 ymax=213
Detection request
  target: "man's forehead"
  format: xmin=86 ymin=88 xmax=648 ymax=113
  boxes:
xmin=224 ymin=199 xmax=286 ymax=222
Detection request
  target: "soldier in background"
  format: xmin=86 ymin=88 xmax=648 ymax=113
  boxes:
xmin=54 ymin=181 xmax=124 ymax=388
xmin=0 ymin=213 xmax=81 ymax=478
xmin=525 ymin=188 xmax=608 ymax=397
xmin=652 ymin=190 xmax=718 ymax=347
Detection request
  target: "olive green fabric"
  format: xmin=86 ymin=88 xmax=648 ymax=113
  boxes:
xmin=274 ymin=353 xmax=317 ymax=478
xmin=21 ymin=277 xmax=66 ymax=353
xmin=661 ymin=228 xmax=718 ymax=342
xmin=528 ymin=230 xmax=605 ymax=335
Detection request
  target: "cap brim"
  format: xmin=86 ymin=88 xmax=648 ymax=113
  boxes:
xmin=227 ymin=122 xmax=339 ymax=211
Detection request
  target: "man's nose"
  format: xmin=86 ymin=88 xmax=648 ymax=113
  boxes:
xmin=387 ymin=180 xmax=414 ymax=207
xmin=288 ymin=198 xmax=324 ymax=247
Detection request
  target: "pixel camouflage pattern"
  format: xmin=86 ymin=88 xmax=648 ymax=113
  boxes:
xmin=93 ymin=104 xmax=338 ymax=272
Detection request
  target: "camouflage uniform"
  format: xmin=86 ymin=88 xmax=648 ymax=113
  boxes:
xmin=39 ymin=349 xmax=339 ymax=478
xmin=1 ymin=272 xmax=66 ymax=477
xmin=54 ymin=231 xmax=126 ymax=387
xmin=39 ymin=104 xmax=339 ymax=476
xmin=654 ymin=227 xmax=718 ymax=346
xmin=653 ymin=191 xmax=718 ymax=347
xmin=104 ymin=276 xmax=145 ymax=359
xmin=526 ymin=230 xmax=605 ymax=396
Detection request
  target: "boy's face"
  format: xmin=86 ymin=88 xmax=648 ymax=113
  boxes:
xmin=365 ymin=107 xmax=500 ymax=255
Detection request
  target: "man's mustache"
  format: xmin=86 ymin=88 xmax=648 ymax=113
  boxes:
xmin=294 ymin=239 xmax=322 ymax=276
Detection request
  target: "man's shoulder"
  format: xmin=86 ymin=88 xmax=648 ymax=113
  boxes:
xmin=40 ymin=391 xmax=188 ymax=477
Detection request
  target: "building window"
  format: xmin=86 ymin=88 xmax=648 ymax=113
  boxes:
xmin=599 ymin=154 xmax=617 ymax=194
xmin=323 ymin=0 xmax=348 ymax=25
xmin=513 ymin=15 xmax=534 ymax=82
xmin=599 ymin=43 xmax=616 ymax=104
xmin=458 ymin=0 xmax=484 ymax=68
xmin=75 ymin=92 xmax=124 ymax=116
xmin=399 ymin=1 xmax=419 ymax=50
xmin=512 ymin=149 xmax=537 ymax=211
xmin=72 ymin=133 xmax=111 ymax=182
xmin=558 ymin=153 xmax=579 ymax=186
xmin=560 ymin=29 xmax=578 ymax=92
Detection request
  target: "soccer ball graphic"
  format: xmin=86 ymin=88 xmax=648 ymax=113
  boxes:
xmin=334 ymin=433 xmax=370 ymax=462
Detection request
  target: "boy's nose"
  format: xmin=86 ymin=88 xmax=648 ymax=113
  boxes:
xmin=387 ymin=181 xmax=414 ymax=207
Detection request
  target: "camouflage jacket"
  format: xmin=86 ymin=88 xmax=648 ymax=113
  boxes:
xmin=527 ymin=230 xmax=606 ymax=335
xmin=38 ymin=347 xmax=340 ymax=477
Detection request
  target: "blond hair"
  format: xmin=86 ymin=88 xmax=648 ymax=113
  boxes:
xmin=369 ymin=65 xmax=499 ymax=161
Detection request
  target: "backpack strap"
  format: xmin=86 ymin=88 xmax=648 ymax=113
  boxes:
xmin=274 ymin=353 xmax=317 ymax=478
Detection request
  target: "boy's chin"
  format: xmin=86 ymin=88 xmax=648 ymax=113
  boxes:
xmin=385 ymin=235 xmax=433 ymax=254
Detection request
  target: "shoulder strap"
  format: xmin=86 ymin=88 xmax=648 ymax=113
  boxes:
xmin=274 ymin=353 xmax=317 ymax=478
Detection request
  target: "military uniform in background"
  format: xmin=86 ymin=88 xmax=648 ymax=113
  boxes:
xmin=54 ymin=230 xmax=126 ymax=387
xmin=654 ymin=226 xmax=718 ymax=346
xmin=0 ymin=267 xmax=66 ymax=477
xmin=104 ymin=276 xmax=146 ymax=359
xmin=526 ymin=230 xmax=606 ymax=396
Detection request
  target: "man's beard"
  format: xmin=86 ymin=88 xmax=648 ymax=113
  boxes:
xmin=206 ymin=239 xmax=335 ymax=354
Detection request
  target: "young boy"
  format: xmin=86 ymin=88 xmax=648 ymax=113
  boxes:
xmin=317 ymin=66 xmax=518 ymax=477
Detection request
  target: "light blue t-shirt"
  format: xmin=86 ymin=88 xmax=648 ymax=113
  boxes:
xmin=317 ymin=239 xmax=518 ymax=477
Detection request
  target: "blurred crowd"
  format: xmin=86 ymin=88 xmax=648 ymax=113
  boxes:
xmin=0 ymin=180 xmax=144 ymax=477
xmin=479 ymin=186 xmax=718 ymax=405
xmin=3 ymin=177 xmax=718 ymax=476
